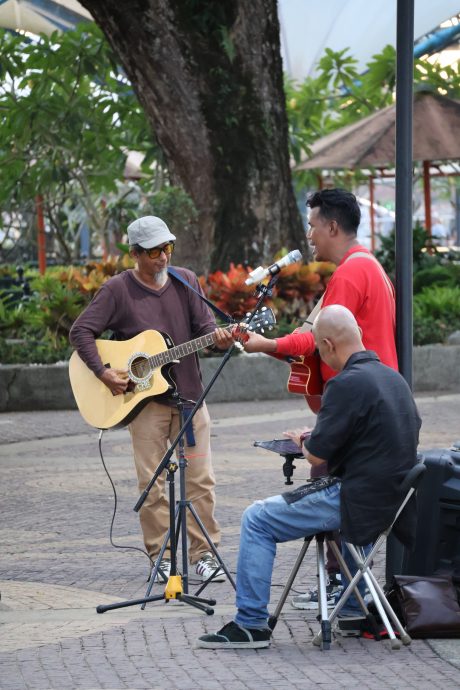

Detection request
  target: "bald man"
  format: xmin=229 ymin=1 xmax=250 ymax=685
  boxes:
xmin=197 ymin=306 xmax=421 ymax=649
xmin=242 ymin=189 xmax=397 ymax=604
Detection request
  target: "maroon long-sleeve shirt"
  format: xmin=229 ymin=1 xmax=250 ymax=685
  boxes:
xmin=69 ymin=268 xmax=216 ymax=405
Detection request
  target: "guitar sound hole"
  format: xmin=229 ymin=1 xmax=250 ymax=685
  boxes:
xmin=130 ymin=356 xmax=151 ymax=380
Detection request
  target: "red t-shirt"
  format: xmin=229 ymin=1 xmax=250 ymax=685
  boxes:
xmin=275 ymin=246 xmax=398 ymax=382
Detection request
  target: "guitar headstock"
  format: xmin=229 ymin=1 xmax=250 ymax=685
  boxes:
xmin=233 ymin=307 xmax=276 ymax=343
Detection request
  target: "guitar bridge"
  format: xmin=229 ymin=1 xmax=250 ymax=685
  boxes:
xmin=135 ymin=379 xmax=152 ymax=392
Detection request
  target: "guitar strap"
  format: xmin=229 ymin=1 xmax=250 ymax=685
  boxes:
xmin=344 ymin=251 xmax=395 ymax=302
xmin=297 ymin=296 xmax=324 ymax=334
xmin=167 ymin=267 xmax=233 ymax=324
xmin=167 ymin=266 xmax=236 ymax=446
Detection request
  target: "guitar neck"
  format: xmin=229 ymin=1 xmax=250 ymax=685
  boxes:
xmin=147 ymin=331 xmax=220 ymax=369
xmin=143 ymin=307 xmax=274 ymax=370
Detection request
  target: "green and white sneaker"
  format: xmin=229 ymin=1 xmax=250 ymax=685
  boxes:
xmin=151 ymin=557 xmax=171 ymax=583
xmin=195 ymin=552 xmax=226 ymax=582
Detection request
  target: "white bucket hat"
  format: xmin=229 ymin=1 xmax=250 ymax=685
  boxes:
xmin=127 ymin=216 xmax=176 ymax=248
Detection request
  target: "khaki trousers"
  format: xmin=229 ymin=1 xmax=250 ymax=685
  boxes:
xmin=128 ymin=400 xmax=220 ymax=563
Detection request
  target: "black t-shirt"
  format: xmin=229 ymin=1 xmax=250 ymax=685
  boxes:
xmin=305 ymin=351 xmax=422 ymax=545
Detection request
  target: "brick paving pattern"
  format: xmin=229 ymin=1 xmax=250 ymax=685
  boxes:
xmin=1 ymin=394 xmax=460 ymax=689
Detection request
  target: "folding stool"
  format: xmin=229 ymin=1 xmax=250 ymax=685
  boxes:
xmin=269 ymin=462 xmax=426 ymax=651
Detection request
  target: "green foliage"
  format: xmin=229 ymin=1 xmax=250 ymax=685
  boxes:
xmin=375 ymin=228 xmax=460 ymax=344
xmin=414 ymin=285 xmax=460 ymax=321
xmin=0 ymin=258 xmax=332 ymax=363
xmin=0 ymin=270 xmax=88 ymax=363
xmin=414 ymin=59 xmax=460 ymax=99
xmin=142 ymin=187 xmax=198 ymax=235
xmin=413 ymin=315 xmax=454 ymax=346
xmin=0 ymin=23 xmax=157 ymax=260
xmin=26 ymin=275 xmax=86 ymax=335
xmin=1 ymin=251 xmax=459 ymax=361
xmin=219 ymin=26 xmax=236 ymax=63
xmin=0 ymin=334 xmax=73 ymax=365
xmin=0 ymin=294 xmax=28 ymax=334
xmin=413 ymin=264 xmax=460 ymax=294
xmin=374 ymin=224 xmax=441 ymax=278
xmin=413 ymin=286 xmax=460 ymax=345
xmin=286 ymin=44 xmax=460 ymax=189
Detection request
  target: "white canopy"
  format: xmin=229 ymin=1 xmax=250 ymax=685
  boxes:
xmin=0 ymin=0 xmax=458 ymax=80
xmin=279 ymin=0 xmax=460 ymax=80
xmin=0 ymin=0 xmax=91 ymax=35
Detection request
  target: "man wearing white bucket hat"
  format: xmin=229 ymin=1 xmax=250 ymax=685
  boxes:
xmin=70 ymin=215 xmax=233 ymax=582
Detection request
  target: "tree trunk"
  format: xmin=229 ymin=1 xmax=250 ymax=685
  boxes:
xmin=79 ymin=0 xmax=305 ymax=272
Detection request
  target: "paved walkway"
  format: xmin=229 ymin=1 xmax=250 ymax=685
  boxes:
xmin=1 ymin=394 xmax=460 ymax=690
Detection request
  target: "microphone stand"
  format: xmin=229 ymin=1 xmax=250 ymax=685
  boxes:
xmin=96 ymin=273 xmax=279 ymax=614
xmin=133 ymin=272 xmax=278 ymax=522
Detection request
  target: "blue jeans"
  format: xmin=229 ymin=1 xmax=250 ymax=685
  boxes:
xmin=234 ymin=483 xmax=366 ymax=630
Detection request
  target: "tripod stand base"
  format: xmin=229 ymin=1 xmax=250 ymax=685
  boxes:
xmin=96 ymin=574 xmax=216 ymax=615
xmin=177 ymin=594 xmax=216 ymax=614
xmin=96 ymin=592 xmax=216 ymax=615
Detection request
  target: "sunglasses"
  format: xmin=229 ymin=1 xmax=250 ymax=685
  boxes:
xmin=143 ymin=242 xmax=175 ymax=259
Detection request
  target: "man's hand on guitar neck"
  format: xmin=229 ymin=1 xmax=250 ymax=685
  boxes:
xmin=213 ymin=327 xmax=235 ymax=350
xmin=99 ymin=367 xmax=130 ymax=395
xmin=231 ymin=328 xmax=277 ymax=353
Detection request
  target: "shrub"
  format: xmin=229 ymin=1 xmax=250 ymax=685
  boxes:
xmin=203 ymin=263 xmax=265 ymax=318
xmin=203 ymin=260 xmax=334 ymax=321
xmin=413 ymin=315 xmax=454 ymax=346
xmin=413 ymin=265 xmax=457 ymax=293
xmin=1 ymin=255 xmax=459 ymax=362
xmin=375 ymin=223 xmax=441 ymax=279
xmin=0 ymin=334 xmax=73 ymax=364
xmin=0 ymin=257 xmax=335 ymax=363
xmin=414 ymin=285 xmax=460 ymax=320
xmin=413 ymin=285 xmax=460 ymax=345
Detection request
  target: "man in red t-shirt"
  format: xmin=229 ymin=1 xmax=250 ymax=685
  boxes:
xmin=240 ymin=188 xmax=397 ymax=608
xmin=242 ymin=188 xmax=397 ymax=378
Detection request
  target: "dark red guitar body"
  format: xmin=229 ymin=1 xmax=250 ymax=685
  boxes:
xmin=287 ymin=354 xmax=323 ymax=414
xmin=270 ymin=351 xmax=323 ymax=414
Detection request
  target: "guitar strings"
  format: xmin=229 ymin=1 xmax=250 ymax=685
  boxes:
xmin=128 ymin=310 xmax=274 ymax=379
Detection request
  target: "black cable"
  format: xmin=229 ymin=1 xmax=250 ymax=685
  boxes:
xmin=97 ymin=430 xmax=238 ymax=583
xmin=98 ymin=430 xmax=154 ymax=568
xmin=97 ymin=431 xmax=305 ymax=590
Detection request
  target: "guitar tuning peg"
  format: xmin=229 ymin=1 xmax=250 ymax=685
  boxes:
xmin=261 ymin=306 xmax=266 ymax=311
xmin=246 ymin=312 xmax=250 ymax=317
xmin=260 ymin=328 xmax=265 ymax=333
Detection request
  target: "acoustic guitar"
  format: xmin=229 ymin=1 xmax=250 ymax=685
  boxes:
xmin=69 ymin=307 xmax=275 ymax=430
xmin=269 ymin=350 xmax=323 ymax=414
xmin=282 ymin=251 xmax=394 ymax=413
xmin=286 ymin=353 xmax=323 ymax=414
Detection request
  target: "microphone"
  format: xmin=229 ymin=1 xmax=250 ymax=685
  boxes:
xmin=245 ymin=249 xmax=303 ymax=286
